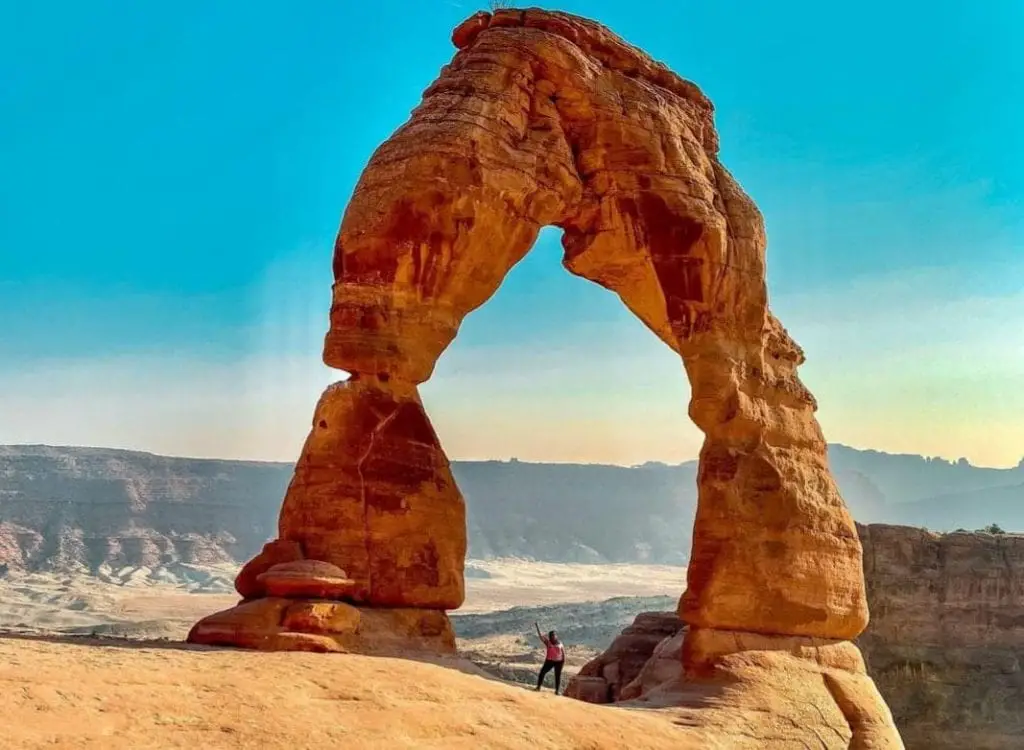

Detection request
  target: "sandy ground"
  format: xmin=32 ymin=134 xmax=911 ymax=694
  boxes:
xmin=462 ymin=559 xmax=685 ymax=613
xmin=0 ymin=634 xmax=707 ymax=750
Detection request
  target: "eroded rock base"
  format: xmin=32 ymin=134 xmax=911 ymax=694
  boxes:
xmin=569 ymin=613 xmax=904 ymax=749
xmin=186 ymin=598 xmax=456 ymax=656
xmin=651 ymin=652 xmax=902 ymax=749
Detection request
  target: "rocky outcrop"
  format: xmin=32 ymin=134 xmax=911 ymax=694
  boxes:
xmin=188 ymin=9 xmax=899 ymax=744
xmin=571 ymin=524 xmax=1024 ymax=748
xmin=859 ymin=524 xmax=1024 ymax=749
xmin=567 ymin=611 xmax=684 ymax=703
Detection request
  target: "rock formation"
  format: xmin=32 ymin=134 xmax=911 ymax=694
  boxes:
xmin=571 ymin=524 xmax=1024 ymax=748
xmin=5 ymin=443 xmax=1018 ymax=574
xmin=188 ymin=8 xmax=900 ymax=744
xmin=569 ymin=611 xmax=686 ymax=704
xmin=859 ymin=524 xmax=1024 ymax=749
xmin=0 ymin=444 xmax=285 ymax=586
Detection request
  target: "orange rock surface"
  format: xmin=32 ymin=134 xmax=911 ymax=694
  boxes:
xmin=276 ymin=377 xmax=466 ymax=609
xmin=257 ymin=560 xmax=357 ymax=600
xmin=189 ymin=8 xmax=897 ymax=742
xmin=234 ymin=539 xmax=303 ymax=599
xmin=188 ymin=597 xmax=456 ymax=655
xmin=858 ymin=523 xmax=1024 ymax=748
xmin=1 ymin=635 xmax=725 ymax=750
xmin=570 ymin=610 xmax=903 ymax=748
xmin=319 ymin=6 xmax=866 ymax=640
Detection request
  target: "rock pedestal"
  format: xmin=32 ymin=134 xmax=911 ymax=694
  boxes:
xmin=188 ymin=376 xmax=465 ymax=654
xmin=189 ymin=8 xmax=901 ymax=744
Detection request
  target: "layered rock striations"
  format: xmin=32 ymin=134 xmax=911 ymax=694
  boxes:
xmin=188 ymin=8 xmax=899 ymax=745
xmin=0 ymin=444 xmax=284 ymax=580
xmin=569 ymin=611 xmax=686 ymax=704
xmin=859 ymin=524 xmax=1024 ymax=749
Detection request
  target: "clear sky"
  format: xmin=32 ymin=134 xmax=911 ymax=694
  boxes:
xmin=1 ymin=1 xmax=1021 ymax=468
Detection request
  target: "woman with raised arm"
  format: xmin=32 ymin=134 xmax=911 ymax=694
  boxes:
xmin=534 ymin=621 xmax=565 ymax=694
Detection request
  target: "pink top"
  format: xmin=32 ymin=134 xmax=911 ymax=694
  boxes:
xmin=544 ymin=640 xmax=565 ymax=662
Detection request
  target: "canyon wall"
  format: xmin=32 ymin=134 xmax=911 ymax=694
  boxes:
xmin=0 ymin=445 xmax=284 ymax=575
xmin=859 ymin=523 xmax=1024 ymax=749
xmin=3 ymin=445 xmax=1021 ymax=574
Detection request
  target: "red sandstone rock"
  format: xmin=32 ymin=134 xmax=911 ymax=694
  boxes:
xmin=235 ymin=539 xmax=303 ymax=599
xmin=320 ymin=6 xmax=867 ymax=642
xmin=619 ymin=630 xmax=685 ymax=701
xmin=198 ymin=6 xmax=866 ymax=641
xmin=257 ymin=560 xmax=356 ymax=600
xmin=186 ymin=598 xmax=294 ymax=651
xmin=576 ymin=609 xmax=903 ymax=748
xmin=451 ymin=11 xmax=489 ymax=49
xmin=275 ymin=377 xmax=466 ymax=609
xmin=567 ymin=611 xmax=684 ymax=703
xmin=858 ymin=523 xmax=1024 ymax=748
xmin=188 ymin=10 xmax=897 ymax=743
xmin=280 ymin=600 xmax=361 ymax=634
xmin=567 ymin=676 xmax=612 ymax=704
xmin=188 ymin=597 xmax=456 ymax=656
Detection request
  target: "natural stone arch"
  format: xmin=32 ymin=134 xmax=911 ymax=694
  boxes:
xmin=193 ymin=4 xmax=867 ymax=668
xmin=188 ymin=14 xmax=906 ymax=743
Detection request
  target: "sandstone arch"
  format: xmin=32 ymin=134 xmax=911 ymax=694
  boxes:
xmin=312 ymin=7 xmax=865 ymax=635
xmin=189 ymin=12 xmax=900 ymax=744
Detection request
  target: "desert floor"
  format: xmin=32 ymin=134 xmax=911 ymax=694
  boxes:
xmin=0 ymin=634 xmax=713 ymax=750
xmin=0 ymin=561 xmax=693 ymax=749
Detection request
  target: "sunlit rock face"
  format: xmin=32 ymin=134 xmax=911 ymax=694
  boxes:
xmin=189 ymin=8 xmax=901 ymax=747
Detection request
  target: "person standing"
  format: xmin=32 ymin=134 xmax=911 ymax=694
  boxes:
xmin=534 ymin=621 xmax=565 ymax=694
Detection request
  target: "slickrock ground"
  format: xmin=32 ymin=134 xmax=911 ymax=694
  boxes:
xmin=1 ymin=632 xmax=901 ymax=750
xmin=0 ymin=634 xmax=717 ymax=750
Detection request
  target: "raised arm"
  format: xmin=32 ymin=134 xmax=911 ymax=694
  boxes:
xmin=535 ymin=621 xmax=547 ymax=644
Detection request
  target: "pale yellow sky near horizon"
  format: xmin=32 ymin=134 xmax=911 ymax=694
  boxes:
xmin=1 ymin=267 xmax=1022 ymax=470
xmin=1 ymin=251 xmax=1022 ymax=469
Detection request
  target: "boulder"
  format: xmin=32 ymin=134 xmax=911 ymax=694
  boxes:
xmin=567 ymin=611 xmax=684 ymax=703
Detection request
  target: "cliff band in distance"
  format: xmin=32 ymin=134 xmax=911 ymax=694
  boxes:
xmin=189 ymin=8 xmax=902 ymax=747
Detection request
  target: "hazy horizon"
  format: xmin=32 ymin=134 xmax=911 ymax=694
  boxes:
xmin=2 ymin=1 xmax=1021 ymax=468
xmin=2 ymin=439 xmax=1020 ymax=473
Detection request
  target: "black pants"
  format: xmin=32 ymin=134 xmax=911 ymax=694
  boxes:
xmin=537 ymin=659 xmax=564 ymax=693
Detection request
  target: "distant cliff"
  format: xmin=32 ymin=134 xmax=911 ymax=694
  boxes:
xmin=859 ymin=523 xmax=1024 ymax=749
xmin=564 ymin=524 xmax=1024 ymax=749
xmin=1 ymin=444 xmax=1022 ymax=574
xmin=0 ymin=445 xmax=286 ymax=575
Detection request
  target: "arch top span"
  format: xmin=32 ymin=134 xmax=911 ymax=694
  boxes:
xmin=324 ymin=7 xmax=755 ymax=383
xmin=451 ymin=9 xmax=716 ymax=123
xmin=190 ymin=8 xmax=871 ymax=673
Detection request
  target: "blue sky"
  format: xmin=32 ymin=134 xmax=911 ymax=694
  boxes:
xmin=1 ymin=0 xmax=1021 ymax=467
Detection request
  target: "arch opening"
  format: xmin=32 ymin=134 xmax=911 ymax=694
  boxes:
xmin=421 ymin=225 xmax=701 ymax=560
